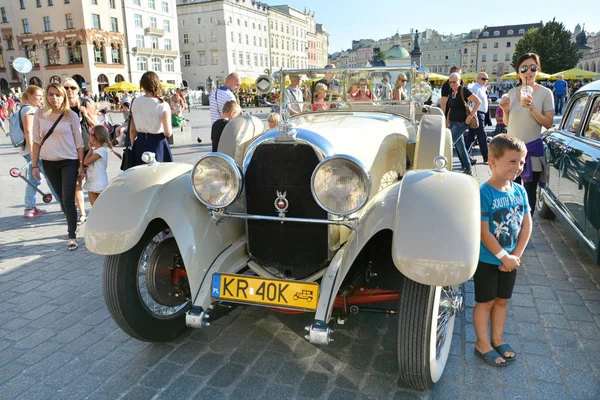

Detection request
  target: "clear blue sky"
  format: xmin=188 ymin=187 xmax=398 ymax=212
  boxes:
xmin=279 ymin=0 xmax=600 ymax=53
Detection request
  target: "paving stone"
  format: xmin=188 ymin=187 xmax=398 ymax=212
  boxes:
xmin=525 ymin=355 xmax=562 ymax=382
xmin=571 ymin=321 xmax=600 ymax=341
xmin=262 ymin=384 xmax=297 ymax=400
xmin=562 ymin=304 xmax=595 ymax=322
xmin=328 ymin=390 xmax=358 ymax=400
xmin=361 ymin=373 xmax=395 ymax=400
xmin=512 ymin=306 xmax=540 ymax=323
xmin=231 ymin=374 xmax=269 ymax=400
xmin=16 ymin=384 xmax=56 ymax=400
xmin=464 ymin=365 xmax=497 ymax=395
xmin=159 ymin=373 xmax=204 ymax=399
xmin=187 ymin=352 xmax=224 ymax=376
xmin=554 ymin=347 xmax=591 ymax=371
xmin=557 ymin=290 xmax=584 ymax=305
xmin=511 ymin=293 xmax=535 ymax=308
xmin=276 ymin=361 xmax=307 ymax=386
xmin=252 ymin=350 xmax=291 ymax=376
xmin=499 ymin=387 xmax=533 ymax=399
xmin=565 ymin=372 xmax=600 ymax=399
xmin=533 ymin=382 xmax=569 ymax=400
xmin=14 ymin=328 xmax=56 ymax=350
xmin=0 ymin=373 xmax=37 ymax=399
xmin=546 ymin=328 xmax=578 ymax=347
xmin=121 ymin=386 xmax=158 ymax=400
xmin=23 ymin=352 xmax=72 ymax=377
xmin=535 ymin=299 xmax=564 ymax=314
xmin=206 ymin=362 xmax=245 ymax=388
xmin=541 ymin=314 xmax=571 ymax=329
xmin=140 ymin=361 xmax=183 ymax=389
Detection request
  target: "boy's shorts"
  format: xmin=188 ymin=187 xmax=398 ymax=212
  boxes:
xmin=473 ymin=261 xmax=517 ymax=303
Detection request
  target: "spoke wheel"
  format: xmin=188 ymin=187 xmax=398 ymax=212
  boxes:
xmin=397 ymin=279 xmax=461 ymax=390
xmin=103 ymin=221 xmax=191 ymax=342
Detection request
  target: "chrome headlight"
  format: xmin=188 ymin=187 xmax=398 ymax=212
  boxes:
xmin=191 ymin=153 xmax=242 ymax=208
xmin=311 ymin=155 xmax=371 ymax=215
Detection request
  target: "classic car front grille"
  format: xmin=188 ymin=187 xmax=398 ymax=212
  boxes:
xmin=245 ymin=143 xmax=328 ymax=279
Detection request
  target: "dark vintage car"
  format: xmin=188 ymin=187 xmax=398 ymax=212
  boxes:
xmin=538 ymin=80 xmax=600 ymax=263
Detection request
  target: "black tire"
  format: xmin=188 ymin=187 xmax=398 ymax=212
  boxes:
xmin=537 ymin=187 xmax=556 ymax=219
xmin=103 ymin=221 xmax=189 ymax=342
xmin=397 ymin=279 xmax=457 ymax=390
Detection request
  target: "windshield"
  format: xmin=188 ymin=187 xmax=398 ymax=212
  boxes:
xmin=272 ymin=66 xmax=427 ymax=121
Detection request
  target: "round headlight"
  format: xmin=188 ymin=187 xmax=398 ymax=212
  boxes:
xmin=311 ymin=155 xmax=371 ymax=215
xmin=411 ymin=81 xmax=433 ymax=103
xmin=191 ymin=153 xmax=242 ymax=208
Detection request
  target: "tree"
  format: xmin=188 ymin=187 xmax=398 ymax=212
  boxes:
xmin=512 ymin=19 xmax=582 ymax=74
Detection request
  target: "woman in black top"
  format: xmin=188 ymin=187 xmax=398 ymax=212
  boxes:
xmin=63 ymin=78 xmax=97 ymax=225
xmin=446 ymin=72 xmax=481 ymax=175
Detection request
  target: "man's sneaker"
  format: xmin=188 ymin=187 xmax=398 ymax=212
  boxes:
xmin=24 ymin=207 xmax=47 ymax=218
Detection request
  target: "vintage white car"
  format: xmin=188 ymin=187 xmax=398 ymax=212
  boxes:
xmin=86 ymin=66 xmax=480 ymax=390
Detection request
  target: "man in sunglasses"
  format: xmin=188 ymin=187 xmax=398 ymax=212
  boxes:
xmin=465 ymin=73 xmax=490 ymax=164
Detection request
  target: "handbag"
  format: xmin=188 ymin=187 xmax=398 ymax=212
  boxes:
xmin=460 ymin=87 xmax=479 ymax=129
xmin=120 ymin=99 xmax=135 ymax=171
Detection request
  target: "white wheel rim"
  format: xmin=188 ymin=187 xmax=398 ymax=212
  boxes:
xmin=429 ymin=286 xmax=457 ymax=383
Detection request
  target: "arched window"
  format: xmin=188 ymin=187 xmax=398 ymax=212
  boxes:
xmin=483 ymin=32 xmax=489 ymax=37
xmin=164 ymin=59 xmax=174 ymax=72
xmin=29 ymin=76 xmax=42 ymax=86
xmin=115 ymin=74 xmax=125 ymax=82
xmin=45 ymin=43 xmax=60 ymax=65
xmin=518 ymin=29 xmax=525 ymax=35
xmin=94 ymin=41 xmax=105 ymax=63
xmin=585 ymin=62 xmax=589 ymax=71
xmin=111 ymin=43 xmax=122 ymax=64
xmin=49 ymin=75 xmax=61 ymax=84
xmin=182 ymin=80 xmax=188 ymax=88
xmin=493 ymin=31 xmax=500 ymax=36
xmin=97 ymin=73 xmax=109 ymax=93
xmin=507 ymin=30 xmax=514 ymax=35
xmin=137 ymin=57 xmax=147 ymax=71
xmin=72 ymin=74 xmax=85 ymax=87
xmin=591 ymin=61 xmax=596 ymax=73
xmin=0 ymin=78 xmax=8 ymax=90
xmin=151 ymin=57 xmax=161 ymax=71
xmin=67 ymin=41 xmax=82 ymax=63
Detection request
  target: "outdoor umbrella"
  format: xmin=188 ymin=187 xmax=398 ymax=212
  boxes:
xmin=241 ymin=77 xmax=255 ymax=89
xmin=426 ymin=73 xmax=448 ymax=82
xmin=161 ymin=82 xmax=177 ymax=89
xmin=460 ymin=72 xmax=479 ymax=82
xmin=103 ymin=81 xmax=139 ymax=92
xmin=501 ymin=71 xmax=551 ymax=81
xmin=550 ymin=68 xmax=599 ymax=80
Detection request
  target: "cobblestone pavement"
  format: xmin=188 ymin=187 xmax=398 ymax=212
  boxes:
xmin=0 ymin=109 xmax=599 ymax=399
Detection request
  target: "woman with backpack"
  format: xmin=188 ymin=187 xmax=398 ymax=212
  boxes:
xmin=18 ymin=85 xmax=59 ymax=218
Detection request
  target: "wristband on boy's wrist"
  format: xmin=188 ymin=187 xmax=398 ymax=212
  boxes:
xmin=495 ymin=249 xmax=508 ymax=260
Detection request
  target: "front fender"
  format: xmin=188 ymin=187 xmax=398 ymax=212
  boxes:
xmin=392 ymin=169 xmax=480 ymax=286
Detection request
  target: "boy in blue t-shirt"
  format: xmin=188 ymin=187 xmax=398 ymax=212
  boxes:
xmin=474 ymin=134 xmax=532 ymax=367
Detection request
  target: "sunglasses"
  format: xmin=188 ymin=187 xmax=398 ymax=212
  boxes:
xmin=65 ymin=86 xmax=78 ymax=91
xmin=449 ymin=80 xmax=458 ymax=83
xmin=519 ymin=65 xmax=538 ymax=73
xmin=479 ymin=77 xmax=489 ymax=81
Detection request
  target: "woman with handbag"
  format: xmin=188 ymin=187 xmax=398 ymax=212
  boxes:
xmin=19 ymin=85 xmax=59 ymax=217
xmin=498 ymin=53 xmax=554 ymax=215
xmin=63 ymin=78 xmax=97 ymax=226
xmin=31 ymin=83 xmax=84 ymax=251
xmin=130 ymin=71 xmax=173 ymax=167
xmin=446 ymin=72 xmax=482 ymax=175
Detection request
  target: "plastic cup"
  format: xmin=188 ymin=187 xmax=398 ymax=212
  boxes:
xmin=520 ymin=86 xmax=533 ymax=107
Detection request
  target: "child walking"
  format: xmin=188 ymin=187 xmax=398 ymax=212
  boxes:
xmin=83 ymin=125 xmax=119 ymax=206
xmin=474 ymin=134 xmax=532 ymax=366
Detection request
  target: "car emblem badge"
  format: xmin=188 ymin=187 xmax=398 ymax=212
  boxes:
xmin=274 ymin=191 xmax=289 ymax=217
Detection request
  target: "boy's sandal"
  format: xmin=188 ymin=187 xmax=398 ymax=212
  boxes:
xmin=474 ymin=348 xmax=508 ymax=367
xmin=493 ymin=343 xmax=516 ymax=361
xmin=67 ymin=239 xmax=78 ymax=251
xmin=77 ymin=215 xmax=87 ymax=226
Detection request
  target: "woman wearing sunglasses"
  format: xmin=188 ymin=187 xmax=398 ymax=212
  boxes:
xmin=498 ymin=53 xmax=554 ymax=215
xmin=63 ymin=78 xmax=97 ymax=226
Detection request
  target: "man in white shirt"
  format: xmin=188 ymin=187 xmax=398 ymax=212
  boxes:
xmin=210 ymin=72 xmax=241 ymax=124
xmin=466 ymin=72 xmax=489 ymax=163
xmin=285 ymin=74 xmax=303 ymax=115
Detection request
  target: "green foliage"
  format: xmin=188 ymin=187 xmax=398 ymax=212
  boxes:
xmin=512 ymin=19 xmax=582 ymax=74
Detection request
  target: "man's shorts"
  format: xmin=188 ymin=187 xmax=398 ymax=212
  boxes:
xmin=473 ymin=260 xmax=517 ymax=303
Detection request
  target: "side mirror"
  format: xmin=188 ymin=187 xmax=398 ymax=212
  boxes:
xmin=255 ymin=75 xmax=274 ymax=95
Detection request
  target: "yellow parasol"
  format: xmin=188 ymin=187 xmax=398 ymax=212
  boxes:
xmin=241 ymin=77 xmax=255 ymax=89
xmin=426 ymin=73 xmax=448 ymax=82
xmin=161 ymin=82 xmax=177 ymax=89
xmin=103 ymin=81 xmax=139 ymax=92
xmin=550 ymin=68 xmax=599 ymax=80
xmin=501 ymin=71 xmax=551 ymax=81
xmin=460 ymin=72 xmax=479 ymax=82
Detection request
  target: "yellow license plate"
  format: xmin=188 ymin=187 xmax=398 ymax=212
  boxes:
xmin=211 ymin=273 xmax=319 ymax=311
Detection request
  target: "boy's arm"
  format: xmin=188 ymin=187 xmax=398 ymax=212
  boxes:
xmin=511 ymin=212 xmax=532 ymax=258
xmin=481 ymin=221 xmax=520 ymax=270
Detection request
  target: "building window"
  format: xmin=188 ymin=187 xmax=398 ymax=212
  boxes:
xmin=163 ymin=20 xmax=170 ymax=32
xmin=136 ymin=35 xmax=144 ymax=48
xmin=65 ymin=13 xmax=73 ymax=29
xmin=482 ymin=43 xmax=487 ymax=49
xmin=151 ymin=37 xmax=158 ymax=49
xmin=238 ymin=33 xmax=241 ymax=43
xmin=254 ymin=54 xmax=257 ymax=66
xmin=182 ymin=19 xmax=187 ymax=26
xmin=518 ymin=29 xmax=525 ymax=35
xmin=199 ymin=52 xmax=206 ymax=65
xmin=133 ymin=0 xmax=140 ymax=5
xmin=150 ymin=17 xmax=157 ymax=29
xmin=112 ymin=44 xmax=122 ymax=64
xmin=43 ymin=16 xmax=51 ymax=31
xmin=507 ymin=29 xmax=513 ymax=35
xmin=109 ymin=0 xmax=115 ymax=7
xmin=211 ymin=51 xmax=218 ymax=65
xmin=67 ymin=41 xmax=82 ymax=63
xmin=92 ymin=14 xmax=100 ymax=29
xmin=483 ymin=32 xmax=489 ymax=37
xmin=48 ymin=0 xmax=54 ymax=5
xmin=506 ymin=42 xmax=511 ymax=47
xmin=493 ymin=54 xmax=498 ymax=61
xmin=24 ymin=45 xmax=39 ymax=65
xmin=239 ymin=52 xmax=243 ymax=65
xmin=162 ymin=1 xmax=168 ymax=12
xmin=232 ymin=51 xmax=235 ymax=64
xmin=246 ymin=53 xmax=250 ymax=65
xmin=91 ymin=0 xmax=97 ymax=4
xmin=197 ymin=17 xmax=203 ymax=24
xmin=183 ymin=33 xmax=188 ymax=44
xmin=481 ymin=54 xmax=486 ymax=62
xmin=22 ymin=19 xmax=30 ymax=34
xmin=237 ymin=19 xmax=240 ymax=25
xmin=494 ymin=42 xmax=498 ymax=48
xmin=165 ymin=59 xmax=174 ymax=72
xmin=137 ymin=56 xmax=147 ymax=70
xmin=464 ymin=48 xmax=468 ymax=54
xmin=253 ymin=36 xmax=256 ymax=46
xmin=46 ymin=43 xmax=60 ymax=65
xmin=37 ymin=0 xmax=42 ymax=6
xmin=505 ymin=53 xmax=510 ymax=61
xmin=211 ymin=31 xmax=216 ymax=42
xmin=94 ymin=41 xmax=105 ymax=63
xmin=65 ymin=0 xmax=69 ymax=3
xmin=1 ymin=7 xmax=7 ymax=23
xmin=245 ymin=35 xmax=248 ymax=45
xmin=230 ymin=32 xmax=233 ymax=42
xmin=198 ymin=33 xmax=204 ymax=43
xmin=260 ymin=55 xmax=263 ymax=67
xmin=164 ymin=38 xmax=171 ymax=50
xmin=20 ymin=0 xmax=25 ymax=9
xmin=210 ymin=16 xmax=215 ymax=23
xmin=151 ymin=57 xmax=161 ymax=71
xmin=493 ymin=31 xmax=500 ymax=36
xmin=244 ymin=21 xmax=247 ymax=27
xmin=111 ymin=17 xmax=118 ymax=32
xmin=134 ymin=14 xmax=142 ymax=28
xmin=148 ymin=0 xmax=155 ymax=9
xmin=183 ymin=53 xmax=190 ymax=67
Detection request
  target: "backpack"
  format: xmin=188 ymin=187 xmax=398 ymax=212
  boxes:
xmin=9 ymin=107 xmax=25 ymax=148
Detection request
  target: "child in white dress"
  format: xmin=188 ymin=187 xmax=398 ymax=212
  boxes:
xmin=83 ymin=125 xmax=116 ymax=205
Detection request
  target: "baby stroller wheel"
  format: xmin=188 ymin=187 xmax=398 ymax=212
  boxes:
xmin=10 ymin=167 xmax=21 ymax=178
xmin=43 ymin=194 xmax=53 ymax=203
